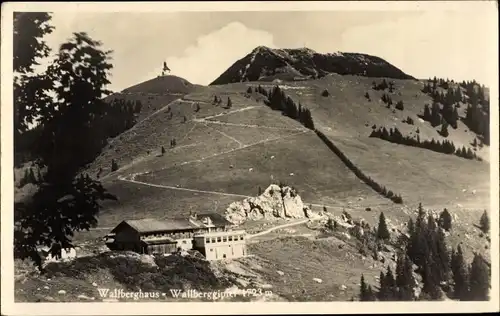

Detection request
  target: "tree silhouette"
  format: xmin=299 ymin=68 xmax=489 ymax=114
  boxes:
xmin=14 ymin=14 xmax=117 ymax=269
xmin=438 ymin=208 xmax=452 ymax=231
xmin=439 ymin=122 xmax=449 ymax=137
xmin=376 ymin=212 xmax=391 ymax=240
xmin=468 ymin=253 xmax=490 ymax=300
xmin=451 ymin=245 xmax=469 ymax=300
xmin=479 ymin=210 xmax=489 ymax=234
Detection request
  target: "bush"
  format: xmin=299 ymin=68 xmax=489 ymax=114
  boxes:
xmin=395 ymin=101 xmax=404 ymax=111
xmin=321 ymin=89 xmax=330 ymax=97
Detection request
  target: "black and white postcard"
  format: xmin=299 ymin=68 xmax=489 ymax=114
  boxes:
xmin=1 ymin=1 xmax=498 ymax=315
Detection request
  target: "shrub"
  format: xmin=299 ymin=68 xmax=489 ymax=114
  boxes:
xmin=395 ymin=100 xmax=404 ymax=111
xmin=321 ymin=89 xmax=330 ymax=97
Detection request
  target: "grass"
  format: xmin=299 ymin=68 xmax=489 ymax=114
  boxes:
xmin=207 ymin=105 xmax=304 ymax=130
xmin=244 ymin=236 xmax=381 ymax=301
xmin=332 ymin=136 xmax=489 ymax=209
xmin=136 ymin=131 xmax=386 ymax=208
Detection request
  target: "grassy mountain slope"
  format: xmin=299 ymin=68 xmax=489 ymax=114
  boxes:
xmin=15 ymin=49 xmax=491 ymax=302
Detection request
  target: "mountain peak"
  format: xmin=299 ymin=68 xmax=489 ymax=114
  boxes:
xmin=210 ymin=46 xmax=414 ymax=85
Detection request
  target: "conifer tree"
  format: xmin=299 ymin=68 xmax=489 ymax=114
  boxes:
xmin=421 ymin=257 xmax=441 ymax=300
xmin=161 ymin=146 xmax=166 ymax=155
xmin=377 ymin=271 xmax=387 ymax=301
xmin=377 ymin=212 xmax=391 ymax=240
xmin=451 ymin=245 xmax=469 ymax=300
xmin=396 ymin=255 xmax=416 ymax=300
xmin=440 ymin=121 xmax=449 ymax=137
xmin=431 ymin=102 xmax=442 ymax=127
xmin=377 ymin=266 xmax=397 ymax=301
xmin=359 ymin=274 xmax=369 ymax=301
xmin=468 ymin=253 xmax=490 ymax=301
xmin=423 ymin=104 xmax=432 ymax=121
xmin=479 ymin=210 xmax=489 ymax=234
xmin=438 ymin=208 xmax=452 ymax=231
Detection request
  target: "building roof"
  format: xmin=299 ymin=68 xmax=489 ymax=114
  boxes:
xmin=112 ymin=218 xmax=197 ymax=234
xmin=110 ymin=213 xmax=233 ymax=235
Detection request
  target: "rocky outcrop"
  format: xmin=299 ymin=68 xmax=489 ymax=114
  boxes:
xmin=225 ymin=184 xmax=310 ymax=224
xmin=210 ymin=46 xmax=415 ymax=85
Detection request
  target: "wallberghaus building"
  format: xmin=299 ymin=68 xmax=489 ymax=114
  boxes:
xmin=104 ymin=212 xmax=247 ymax=260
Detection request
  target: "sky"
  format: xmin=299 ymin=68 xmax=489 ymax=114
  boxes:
xmin=39 ymin=6 xmax=497 ymax=92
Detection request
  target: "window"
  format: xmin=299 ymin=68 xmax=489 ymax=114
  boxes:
xmin=240 ymin=235 xmax=244 ymax=240
xmin=210 ymin=248 xmax=214 ymax=252
xmin=182 ymin=240 xmax=187 ymax=244
xmin=228 ymin=236 xmax=233 ymax=241
xmin=211 ymin=238 xmax=216 ymax=243
xmin=217 ymin=237 xmax=222 ymax=242
xmin=206 ymin=238 xmax=210 ymax=243
xmin=222 ymin=237 xmax=227 ymax=242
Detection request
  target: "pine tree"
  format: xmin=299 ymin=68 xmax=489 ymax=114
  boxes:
xmin=423 ymin=104 xmax=432 ymax=121
xmin=161 ymin=146 xmax=166 ymax=155
xmin=408 ymin=218 xmax=415 ymax=236
xmin=431 ymin=102 xmax=441 ymax=127
xmin=438 ymin=208 xmax=452 ymax=231
xmin=451 ymin=106 xmax=459 ymax=129
xmin=396 ymin=255 xmax=415 ymax=300
xmin=359 ymin=274 xmax=369 ymax=301
xmin=479 ymin=210 xmax=489 ymax=234
xmin=468 ymin=253 xmax=490 ymax=300
xmin=440 ymin=121 xmax=449 ymax=137
xmin=377 ymin=212 xmax=391 ymax=240
xmin=451 ymin=245 xmax=469 ymax=300
xmin=421 ymin=257 xmax=441 ymax=300
xmin=380 ymin=267 xmax=397 ymax=300
xmin=377 ymin=271 xmax=387 ymax=300
xmin=302 ymin=108 xmax=315 ymax=130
